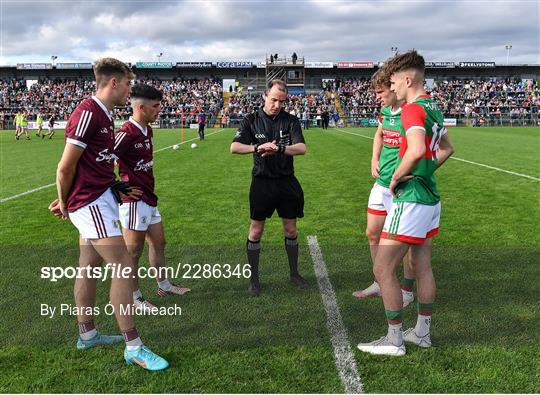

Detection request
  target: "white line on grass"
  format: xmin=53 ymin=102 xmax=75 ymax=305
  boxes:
xmin=0 ymin=183 xmax=56 ymax=204
xmin=0 ymin=128 xmax=229 ymax=204
xmin=330 ymin=128 xmax=540 ymax=181
xmin=449 ymin=156 xmax=540 ymax=181
xmin=307 ymin=235 xmax=363 ymax=394
xmin=154 ymin=127 xmax=226 ymax=153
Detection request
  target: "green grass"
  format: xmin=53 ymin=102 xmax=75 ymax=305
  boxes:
xmin=0 ymin=126 xmax=539 ymax=392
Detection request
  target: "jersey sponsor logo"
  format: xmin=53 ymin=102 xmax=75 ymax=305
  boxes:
xmin=100 ymin=127 xmax=109 ymax=134
xmin=382 ymin=129 xmax=400 ymax=147
xmin=96 ymin=149 xmax=119 ymax=163
xmin=134 ymin=159 xmax=154 ymax=172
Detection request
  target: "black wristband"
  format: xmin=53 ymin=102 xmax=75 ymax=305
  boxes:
xmin=254 ymin=143 xmax=261 ymax=154
xmin=278 ymin=144 xmax=286 ymax=154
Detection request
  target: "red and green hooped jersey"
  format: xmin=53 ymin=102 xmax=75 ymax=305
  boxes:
xmin=376 ymin=105 xmax=402 ymax=188
xmin=394 ymin=95 xmax=445 ymax=205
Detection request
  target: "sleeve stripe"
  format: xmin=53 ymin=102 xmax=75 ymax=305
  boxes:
xmin=66 ymin=138 xmax=87 ymax=149
xmin=114 ymin=132 xmax=127 ymax=150
xmin=75 ymin=111 xmax=93 ymax=137
xmin=405 ymin=126 xmax=426 ymax=135
xmin=79 ymin=111 xmax=93 ymax=137
xmin=74 ymin=111 xmax=87 ymax=137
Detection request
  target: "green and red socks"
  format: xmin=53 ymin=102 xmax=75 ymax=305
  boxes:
xmin=401 ymin=276 xmax=415 ymax=292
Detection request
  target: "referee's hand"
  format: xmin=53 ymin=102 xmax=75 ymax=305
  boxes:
xmin=257 ymin=140 xmax=278 ymax=157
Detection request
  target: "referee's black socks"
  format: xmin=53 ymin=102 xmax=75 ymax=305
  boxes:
xmin=286 ymin=236 xmax=308 ymax=288
xmin=285 ymin=236 xmax=300 ymax=277
xmin=246 ymin=239 xmax=261 ymax=295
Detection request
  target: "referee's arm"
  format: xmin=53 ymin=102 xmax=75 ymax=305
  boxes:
xmin=230 ymin=141 xmax=258 ymax=154
xmin=282 ymin=142 xmax=306 ymax=156
xmin=230 ymin=117 xmax=256 ymax=154
xmin=285 ymin=117 xmax=307 ymax=156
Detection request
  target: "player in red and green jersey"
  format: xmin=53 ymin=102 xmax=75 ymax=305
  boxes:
xmin=353 ymin=68 xmax=415 ymax=308
xmin=357 ymin=50 xmax=455 ymax=357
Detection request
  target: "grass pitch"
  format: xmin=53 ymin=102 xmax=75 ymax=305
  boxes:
xmin=0 ymin=126 xmax=538 ymax=392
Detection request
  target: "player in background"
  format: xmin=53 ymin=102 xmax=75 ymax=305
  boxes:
xmin=353 ymin=68 xmax=415 ymax=307
xmin=49 ymin=58 xmax=168 ymax=371
xmin=357 ymin=50 xmax=454 ymax=356
xmin=16 ymin=110 xmax=30 ymax=140
xmin=45 ymin=113 xmax=57 ymax=139
xmin=35 ymin=112 xmax=44 ymax=137
xmin=114 ymin=83 xmax=190 ymax=313
xmin=197 ymin=111 xmax=206 ymax=140
xmin=14 ymin=111 xmax=21 ymax=139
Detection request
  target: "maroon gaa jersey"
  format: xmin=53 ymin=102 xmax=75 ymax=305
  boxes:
xmin=64 ymin=96 xmax=117 ymax=212
xmin=114 ymin=118 xmax=157 ymax=207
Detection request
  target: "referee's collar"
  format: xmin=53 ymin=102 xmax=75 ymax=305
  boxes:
xmin=259 ymin=106 xmax=283 ymax=121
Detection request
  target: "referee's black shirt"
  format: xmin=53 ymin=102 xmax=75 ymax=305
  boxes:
xmin=232 ymin=107 xmax=306 ymax=178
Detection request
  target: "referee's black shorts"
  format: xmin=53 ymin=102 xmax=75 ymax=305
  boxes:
xmin=249 ymin=175 xmax=304 ymax=220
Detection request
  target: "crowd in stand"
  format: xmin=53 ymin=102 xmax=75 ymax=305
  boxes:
xmin=336 ymin=77 xmax=539 ymax=120
xmin=0 ymin=77 xmax=223 ymax=125
xmin=221 ymin=90 xmax=337 ymax=125
xmin=336 ymin=78 xmax=378 ymax=119
xmin=429 ymin=78 xmax=538 ymax=119
xmin=0 ymin=75 xmax=537 ymax=128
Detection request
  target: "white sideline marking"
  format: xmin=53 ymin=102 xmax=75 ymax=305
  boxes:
xmin=0 ymin=183 xmax=56 ymax=204
xmin=331 ymin=128 xmax=375 ymax=141
xmin=449 ymin=157 xmax=540 ymax=181
xmin=154 ymin=128 xmax=226 ymax=153
xmin=330 ymin=128 xmax=540 ymax=181
xmin=307 ymin=235 xmax=363 ymax=394
xmin=0 ymin=128 xmax=228 ymax=204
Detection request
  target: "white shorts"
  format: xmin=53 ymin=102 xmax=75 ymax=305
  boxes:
xmin=69 ymin=188 xmax=122 ymax=240
xmin=119 ymin=200 xmax=161 ymax=232
xmin=48 ymin=126 xmax=54 ymax=132
xmin=367 ymin=182 xmax=393 ymax=216
xmin=381 ymin=201 xmax=441 ymax=245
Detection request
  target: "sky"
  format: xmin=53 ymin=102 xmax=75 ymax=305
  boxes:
xmin=1 ymin=0 xmax=538 ymax=66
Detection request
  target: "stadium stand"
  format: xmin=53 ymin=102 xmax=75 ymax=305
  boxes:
xmin=0 ymin=77 xmax=223 ymax=127
xmin=335 ymin=77 xmax=539 ymax=126
xmin=0 ymin=65 xmax=538 ymax=129
xmin=224 ymin=91 xmax=336 ymax=126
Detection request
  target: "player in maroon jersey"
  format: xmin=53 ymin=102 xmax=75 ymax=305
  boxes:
xmin=114 ymin=84 xmax=190 ymax=312
xmin=48 ymin=59 xmax=168 ymax=371
xmin=44 ymin=113 xmax=57 ymax=139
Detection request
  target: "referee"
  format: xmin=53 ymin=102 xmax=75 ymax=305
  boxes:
xmin=230 ymin=79 xmax=309 ymax=296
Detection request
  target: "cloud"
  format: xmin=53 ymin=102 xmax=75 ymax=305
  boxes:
xmin=1 ymin=0 xmax=538 ymax=64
